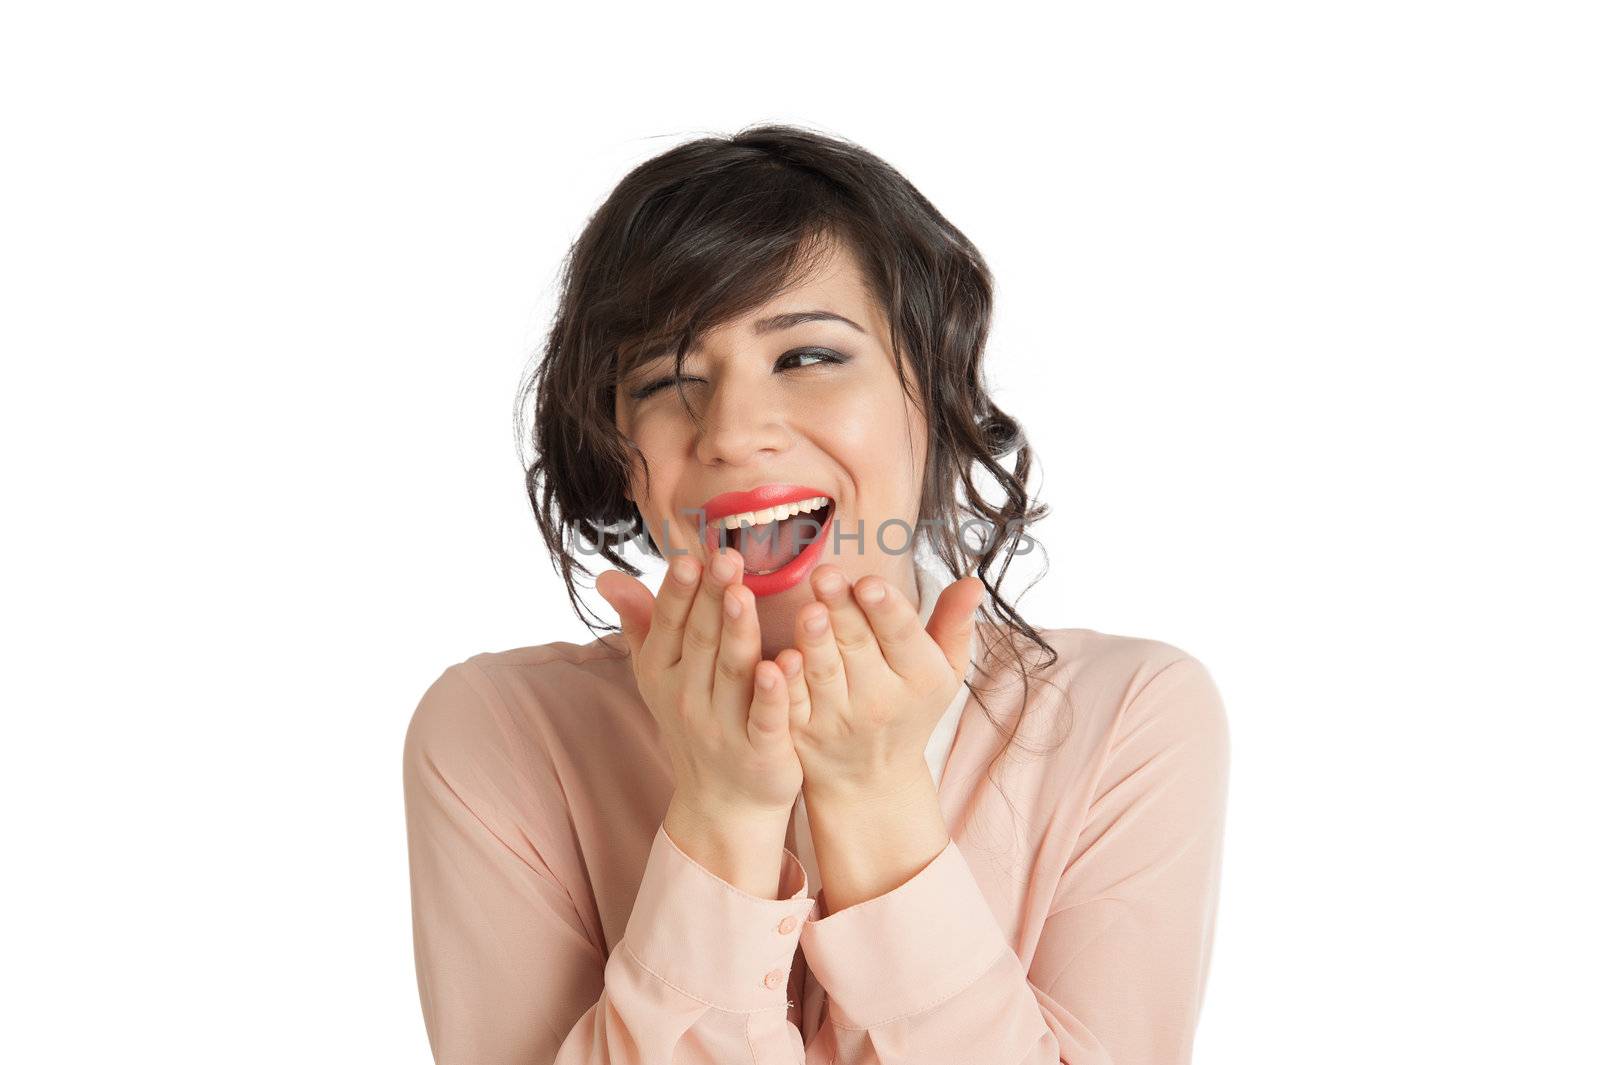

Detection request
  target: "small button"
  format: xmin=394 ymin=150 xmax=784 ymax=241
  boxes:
xmin=763 ymin=968 xmax=784 ymax=990
xmin=778 ymin=916 xmax=798 ymax=934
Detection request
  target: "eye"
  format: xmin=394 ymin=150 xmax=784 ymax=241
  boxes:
xmin=627 ymin=348 xmax=850 ymax=401
xmin=628 ymin=367 xmax=711 ymax=401
xmin=628 ymin=376 xmax=695 ymax=401
xmin=778 ymin=347 xmax=850 ymax=372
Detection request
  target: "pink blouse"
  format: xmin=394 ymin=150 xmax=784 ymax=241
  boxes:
xmin=402 ymin=606 xmax=1230 ymax=1064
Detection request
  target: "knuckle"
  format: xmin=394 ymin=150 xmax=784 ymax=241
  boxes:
xmin=681 ymin=622 xmax=719 ymax=655
xmin=835 ymin=628 xmax=874 ymax=656
xmin=808 ymin=658 xmax=844 ymax=686
xmin=884 ymin=617 xmax=921 ymax=645
xmin=647 ymin=617 xmax=684 ymax=649
xmin=715 ymin=654 xmax=746 ymax=685
xmin=661 ymin=574 xmax=700 ymax=605
xmin=670 ymin=692 xmax=699 ymax=724
xmin=671 ymin=708 xmax=724 ymax=750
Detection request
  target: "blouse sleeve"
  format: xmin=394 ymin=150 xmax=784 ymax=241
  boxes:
xmin=799 ymin=653 xmax=1230 ymax=1065
xmin=402 ymin=662 xmax=819 ymax=1064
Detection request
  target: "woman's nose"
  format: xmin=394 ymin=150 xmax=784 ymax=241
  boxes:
xmin=693 ymin=377 xmax=789 ymax=467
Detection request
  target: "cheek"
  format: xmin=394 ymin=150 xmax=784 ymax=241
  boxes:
xmin=805 ymin=381 xmax=924 ymax=505
xmin=621 ymin=416 xmax=675 ymax=488
xmin=622 ymin=419 xmax=692 ymax=544
xmin=808 ymin=369 xmax=911 ymax=443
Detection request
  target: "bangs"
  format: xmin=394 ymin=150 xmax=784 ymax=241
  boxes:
xmin=607 ymin=187 xmax=862 ymax=385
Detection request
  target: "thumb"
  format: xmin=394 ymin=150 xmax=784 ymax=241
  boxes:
xmin=596 ymin=569 xmax=655 ymax=660
xmin=925 ymin=576 xmax=984 ymax=674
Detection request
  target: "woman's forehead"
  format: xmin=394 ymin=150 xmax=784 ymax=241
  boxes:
xmin=709 ymin=249 xmax=882 ymax=344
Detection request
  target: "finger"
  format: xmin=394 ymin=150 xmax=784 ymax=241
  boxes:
xmin=680 ymin=547 xmax=744 ymax=694
xmin=711 ymin=579 xmax=761 ymax=736
xmin=747 ymin=660 xmax=793 ymax=751
xmin=810 ymin=563 xmax=881 ymax=689
xmin=595 ymin=569 xmax=655 ymax=661
xmin=640 ymin=555 xmax=702 ymax=670
xmin=776 ymin=647 xmax=812 ymax=731
xmin=852 ymin=574 xmax=944 ymax=680
xmin=925 ymin=575 xmax=986 ymax=673
xmin=795 ymin=600 xmax=849 ymax=717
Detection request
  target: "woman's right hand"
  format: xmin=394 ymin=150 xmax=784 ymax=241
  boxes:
xmin=596 ymin=547 xmax=803 ymax=827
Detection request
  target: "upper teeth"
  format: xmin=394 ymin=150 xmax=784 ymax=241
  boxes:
xmin=714 ymin=495 xmax=830 ymax=531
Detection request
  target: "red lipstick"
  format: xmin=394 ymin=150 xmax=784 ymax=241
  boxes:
xmin=695 ymin=483 xmax=835 ymax=598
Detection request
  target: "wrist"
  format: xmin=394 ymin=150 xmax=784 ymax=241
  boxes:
xmin=802 ymin=771 xmax=950 ymax=914
xmin=664 ymin=793 xmax=794 ymax=900
xmin=802 ymin=765 xmax=935 ymax=814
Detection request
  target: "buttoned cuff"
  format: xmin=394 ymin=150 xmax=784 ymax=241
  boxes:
xmin=622 ymin=823 xmax=818 ymax=1013
xmin=799 ymin=838 xmax=1010 ymax=1028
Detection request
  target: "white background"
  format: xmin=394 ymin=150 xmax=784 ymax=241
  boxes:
xmin=3 ymin=2 xmax=1596 ymax=1061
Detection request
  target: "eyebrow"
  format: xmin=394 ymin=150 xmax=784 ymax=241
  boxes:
xmin=628 ymin=310 xmax=866 ymax=370
xmin=752 ymin=310 xmax=866 ymax=336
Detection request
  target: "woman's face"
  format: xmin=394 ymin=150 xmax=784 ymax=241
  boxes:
xmin=615 ymin=239 xmax=927 ymax=658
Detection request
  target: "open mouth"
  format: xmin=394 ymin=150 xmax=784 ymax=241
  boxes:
xmin=713 ymin=495 xmax=834 ymax=575
xmin=697 ymin=486 xmax=836 ymax=597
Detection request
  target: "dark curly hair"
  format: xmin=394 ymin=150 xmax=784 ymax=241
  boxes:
xmin=514 ymin=122 xmax=1066 ymax=786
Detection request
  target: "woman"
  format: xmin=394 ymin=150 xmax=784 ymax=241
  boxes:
xmin=403 ymin=124 xmax=1230 ymax=1065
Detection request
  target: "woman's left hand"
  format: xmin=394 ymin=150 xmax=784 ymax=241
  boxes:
xmin=778 ymin=563 xmax=985 ymax=807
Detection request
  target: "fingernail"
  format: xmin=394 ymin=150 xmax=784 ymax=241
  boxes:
xmin=817 ymin=571 xmax=844 ymax=596
xmin=858 ymin=581 xmax=885 ymax=605
xmin=723 ymin=590 xmax=742 ymax=619
xmin=804 ymin=611 xmax=828 ymax=635
xmin=671 ymin=558 xmax=696 ymax=585
xmin=712 ymin=554 xmax=737 ymax=583
xmin=757 ymin=670 xmax=776 ymax=692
